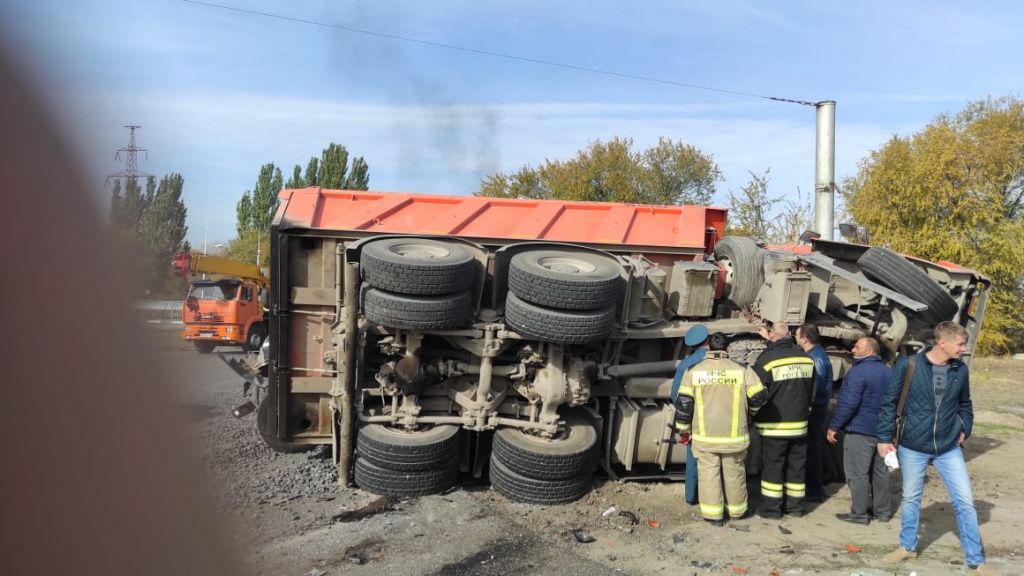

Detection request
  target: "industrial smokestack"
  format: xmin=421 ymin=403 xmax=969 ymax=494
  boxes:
xmin=815 ymin=101 xmax=836 ymax=240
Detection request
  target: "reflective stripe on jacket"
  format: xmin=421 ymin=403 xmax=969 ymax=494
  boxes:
xmin=752 ymin=337 xmax=815 ymax=438
xmin=675 ymin=351 xmax=765 ymax=453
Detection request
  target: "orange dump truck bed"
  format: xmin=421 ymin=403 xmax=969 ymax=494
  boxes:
xmin=275 ymin=188 xmax=728 ymax=253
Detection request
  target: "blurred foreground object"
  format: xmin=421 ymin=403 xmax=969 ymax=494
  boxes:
xmin=0 ymin=39 xmax=241 ymax=576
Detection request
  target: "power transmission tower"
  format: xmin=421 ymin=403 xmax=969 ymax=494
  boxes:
xmin=106 ymin=125 xmax=152 ymax=185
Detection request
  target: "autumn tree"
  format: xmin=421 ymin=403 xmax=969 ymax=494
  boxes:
xmin=143 ymin=174 xmax=190 ymax=295
xmin=770 ymin=187 xmax=814 ymax=245
xmin=283 ymin=143 xmax=370 ymax=190
xmin=725 ymin=169 xmax=779 ymax=238
xmin=236 ymin=163 xmax=282 ymax=234
xmin=843 ymin=95 xmax=1024 ymax=353
xmin=724 ymin=169 xmax=813 ymax=244
xmin=233 ymin=144 xmax=370 ymax=264
xmin=230 ymin=163 xmax=281 ymax=264
xmin=110 ymin=174 xmax=189 ymax=297
xmin=477 ymin=137 xmax=722 ymax=205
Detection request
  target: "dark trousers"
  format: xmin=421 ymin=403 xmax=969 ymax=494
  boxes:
xmin=685 ymin=442 xmax=698 ymax=504
xmin=759 ymin=435 xmax=807 ymax=515
xmin=805 ymin=410 xmax=828 ymax=500
xmin=843 ymin=432 xmax=891 ymax=521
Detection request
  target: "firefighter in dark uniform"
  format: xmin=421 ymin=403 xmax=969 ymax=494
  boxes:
xmin=752 ymin=321 xmax=816 ymax=519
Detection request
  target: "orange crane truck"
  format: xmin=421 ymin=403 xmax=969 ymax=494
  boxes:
xmin=173 ymin=252 xmax=269 ymax=354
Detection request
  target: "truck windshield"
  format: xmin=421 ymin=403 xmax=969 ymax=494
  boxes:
xmin=189 ymin=282 xmax=240 ymax=301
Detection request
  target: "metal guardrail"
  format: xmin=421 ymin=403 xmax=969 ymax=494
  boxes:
xmin=137 ymin=300 xmax=182 ymax=324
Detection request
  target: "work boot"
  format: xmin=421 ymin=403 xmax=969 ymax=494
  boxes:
xmin=703 ymin=518 xmax=725 ymax=527
xmin=968 ymin=565 xmax=1001 ymax=576
xmin=835 ymin=513 xmax=869 ymax=525
xmin=883 ymin=547 xmax=917 ymax=563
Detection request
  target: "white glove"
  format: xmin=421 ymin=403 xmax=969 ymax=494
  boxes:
xmin=884 ymin=449 xmax=899 ymax=470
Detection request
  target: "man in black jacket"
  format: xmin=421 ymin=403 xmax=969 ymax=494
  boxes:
xmin=752 ymin=322 xmax=815 ymax=519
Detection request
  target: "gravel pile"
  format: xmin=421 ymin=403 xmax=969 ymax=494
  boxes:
xmin=184 ymin=386 xmax=339 ymax=508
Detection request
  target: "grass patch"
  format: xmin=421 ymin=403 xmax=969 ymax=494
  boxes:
xmin=973 ymin=422 xmax=1024 ymax=435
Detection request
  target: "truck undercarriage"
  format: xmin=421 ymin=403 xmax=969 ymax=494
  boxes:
xmin=232 ymin=188 xmax=989 ymax=503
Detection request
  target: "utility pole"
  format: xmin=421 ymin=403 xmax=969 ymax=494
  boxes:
xmin=107 ymin=125 xmax=153 ymax=185
xmin=814 ymin=102 xmax=836 ymax=240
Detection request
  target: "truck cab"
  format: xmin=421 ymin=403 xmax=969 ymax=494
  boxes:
xmin=182 ymin=278 xmax=266 ymax=353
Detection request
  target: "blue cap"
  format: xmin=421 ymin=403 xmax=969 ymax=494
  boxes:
xmin=684 ymin=325 xmax=709 ymax=347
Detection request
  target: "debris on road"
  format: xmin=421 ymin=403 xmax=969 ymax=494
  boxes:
xmin=570 ymin=529 xmax=597 ymax=543
xmin=618 ymin=510 xmax=639 ymax=525
xmin=778 ymin=525 xmax=792 ymax=535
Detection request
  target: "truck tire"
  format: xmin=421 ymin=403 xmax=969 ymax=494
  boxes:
xmin=193 ymin=341 xmax=216 ymax=354
xmin=713 ymin=236 xmax=764 ymax=309
xmin=504 ymin=292 xmax=614 ymax=344
xmin=256 ymin=399 xmax=312 ymax=454
xmin=488 ymin=456 xmax=592 ymax=505
xmin=858 ymin=246 xmax=959 ymax=322
xmin=357 ymin=424 xmax=461 ymax=472
xmin=492 ymin=413 xmax=598 ymax=480
xmin=508 ymin=250 xmax=621 ymax=310
xmin=361 ymin=238 xmax=475 ymax=296
xmin=363 ymin=288 xmax=472 ymax=331
xmin=354 ymin=456 xmax=458 ymax=497
xmin=242 ymin=323 xmax=267 ymax=353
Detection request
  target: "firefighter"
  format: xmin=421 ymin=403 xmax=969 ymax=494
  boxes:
xmin=674 ymin=332 xmax=767 ymax=525
xmin=752 ymin=321 xmax=816 ymax=519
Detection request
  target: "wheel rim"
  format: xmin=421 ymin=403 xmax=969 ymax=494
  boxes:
xmin=249 ymin=331 xmax=261 ymax=348
xmin=718 ymin=257 xmax=736 ymax=296
xmin=389 ymin=243 xmax=451 ymax=260
xmin=535 ymin=256 xmax=597 ymax=275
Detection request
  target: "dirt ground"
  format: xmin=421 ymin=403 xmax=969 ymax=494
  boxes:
xmin=165 ymin=330 xmax=1024 ymax=576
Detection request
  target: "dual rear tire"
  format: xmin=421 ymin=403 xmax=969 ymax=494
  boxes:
xmin=504 ymin=250 xmax=621 ymax=344
xmin=489 ymin=411 xmax=598 ymax=505
xmin=354 ymin=423 xmax=461 ymax=497
xmin=360 ymin=238 xmax=476 ymax=331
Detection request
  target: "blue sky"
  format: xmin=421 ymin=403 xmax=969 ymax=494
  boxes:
xmin=2 ymin=0 xmax=1021 ymax=247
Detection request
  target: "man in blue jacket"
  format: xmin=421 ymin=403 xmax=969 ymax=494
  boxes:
xmin=796 ymin=323 xmax=833 ymax=502
xmin=876 ymin=322 xmax=998 ymax=576
xmin=827 ymin=337 xmax=891 ymax=525
xmin=671 ymin=325 xmax=710 ymax=505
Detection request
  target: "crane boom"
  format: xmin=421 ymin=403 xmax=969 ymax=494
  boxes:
xmin=173 ymin=252 xmax=269 ymax=290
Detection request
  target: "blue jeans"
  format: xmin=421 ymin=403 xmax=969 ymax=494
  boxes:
xmin=897 ymin=445 xmax=984 ymax=567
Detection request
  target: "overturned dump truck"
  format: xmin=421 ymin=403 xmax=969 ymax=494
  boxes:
xmin=232 ymin=187 xmax=989 ymax=503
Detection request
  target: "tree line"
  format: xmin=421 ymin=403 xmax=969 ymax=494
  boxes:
xmin=226 ymin=143 xmax=370 ymax=264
